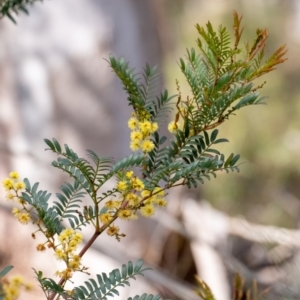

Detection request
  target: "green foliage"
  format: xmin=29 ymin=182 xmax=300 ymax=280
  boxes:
xmin=18 ymin=118 xmax=242 ymax=299
xmin=45 ymin=138 xmax=116 ymax=193
xmin=177 ymin=11 xmax=286 ymax=134
xmin=142 ymin=127 xmax=239 ymax=189
xmin=34 ymin=270 xmax=66 ymax=299
xmin=108 ymin=56 xmax=176 ymax=122
xmin=107 ymin=14 xmax=286 ymax=195
xmin=0 ymin=0 xmax=42 ymax=23
xmin=54 ymin=182 xmax=87 ymax=230
xmin=22 ymin=178 xmax=64 ymax=235
xmin=0 ymin=10 xmax=286 ymax=300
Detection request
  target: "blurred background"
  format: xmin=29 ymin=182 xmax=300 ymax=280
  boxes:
xmin=0 ymin=0 xmax=300 ymax=299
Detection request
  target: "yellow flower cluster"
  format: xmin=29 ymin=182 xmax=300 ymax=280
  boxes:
xmin=101 ymin=171 xmax=167 ymax=240
xmin=2 ymin=172 xmax=32 ymax=226
xmin=115 ymin=173 xmax=144 ymax=221
xmin=54 ymin=229 xmax=83 ymax=280
xmin=128 ymin=114 xmax=158 ymax=153
xmin=140 ymin=187 xmax=167 ymax=217
xmin=1 ymin=275 xmax=33 ymax=300
xmin=2 ymin=172 xmax=25 ymax=193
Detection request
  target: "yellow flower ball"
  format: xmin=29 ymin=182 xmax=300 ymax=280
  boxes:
xmin=107 ymin=225 xmax=120 ymax=236
xmin=14 ymin=182 xmax=25 ymax=190
xmin=168 ymin=121 xmax=179 ymax=133
xmin=130 ymin=131 xmax=143 ymax=141
xmin=141 ymin=140 xmax=155 ymax=153
xmin=130 ymin=140 xmax=140 ymax=151
xmin=140 ymin=204 xmax=155 ymax=217
xmin=139 ymin=121 xmax=152 ymax=134
xmin=2 ymin=178 xmax=14 ymax=190
xmin=118 ymin=209 xmax=133 ymax=220
xmin=17 ymin=213 xmax=31 ymax=225
xmin=116 ymin=181 xmax=128 ymax=191
xmin=99 ymin=212 xmax=113 ymax=224
xmin=149 ymin=122 xmax=159 ymax=133
xmin=128 ymin=117 xmax=139 ymax=130
xmin=126 ymin=171 xmax=134 ymax=178
xmin=9 ymin=171 xmax=19 ymax=180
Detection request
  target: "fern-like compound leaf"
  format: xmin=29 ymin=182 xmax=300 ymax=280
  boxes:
xmin=71 ymin=260 xmax=150 ymax=300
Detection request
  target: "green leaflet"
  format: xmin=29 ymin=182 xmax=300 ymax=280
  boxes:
xmin=0 ymin=266 xmax=13 ymax=278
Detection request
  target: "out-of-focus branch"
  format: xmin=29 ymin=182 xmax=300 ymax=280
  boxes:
xmin=230 ymin=217 xmax=300 ymax=247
